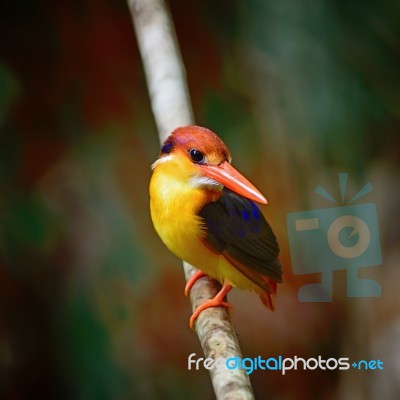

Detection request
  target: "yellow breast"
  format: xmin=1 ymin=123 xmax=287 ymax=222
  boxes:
xmin=149 ymin=156 xmax=217 ymax=273
xmin=149 ymin=154 xmax=261 ymax=291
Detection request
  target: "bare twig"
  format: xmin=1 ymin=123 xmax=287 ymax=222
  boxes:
xmin=128 ymin=0 xmax=255 ymax=398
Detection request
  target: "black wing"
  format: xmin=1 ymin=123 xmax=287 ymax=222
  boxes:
xmin=198 ymin=188 xmax=282 ymax=283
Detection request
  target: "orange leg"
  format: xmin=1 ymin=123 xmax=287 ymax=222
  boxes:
xmin=184 ymin=271 xmax=206 ymax=297
xmin=189 ymin=282 xmax=233 ymax=330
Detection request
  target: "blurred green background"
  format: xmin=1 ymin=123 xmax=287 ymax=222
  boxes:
xmin=1 ymin=0 xmax=399 ymax=399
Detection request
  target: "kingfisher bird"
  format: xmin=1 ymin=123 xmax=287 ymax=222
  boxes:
xmin=150 ymin=125 xmax=282 ymax=329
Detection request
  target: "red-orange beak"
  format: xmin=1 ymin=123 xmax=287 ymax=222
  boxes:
xmin=198 ymin=161 xmax=267 ymax=204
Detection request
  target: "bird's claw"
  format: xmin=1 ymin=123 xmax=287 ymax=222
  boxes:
xmin=189 ymin=300 xmax=232 ymax=330
xmin=184 ymin=271 xmax=206 ymax=297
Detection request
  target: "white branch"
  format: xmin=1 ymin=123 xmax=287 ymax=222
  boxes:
xmin=128 ymin=0 xmax=255 ymax=398
xmin=129 ymin=0 xmax=193 ymax=141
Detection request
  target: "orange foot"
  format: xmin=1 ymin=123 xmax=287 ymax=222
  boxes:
xmin=184 ymin=271 xmax=206 ymax=297
xmin=189 ymin=282 xmax=233 ymax=330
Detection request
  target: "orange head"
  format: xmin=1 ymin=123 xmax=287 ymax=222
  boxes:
xmin=152 ymin=125 xmax=267 ymax=204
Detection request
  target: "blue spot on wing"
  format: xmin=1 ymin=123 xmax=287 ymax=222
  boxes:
xmin=251 ymin=202 xmax=261 ymax=219
xmin=242 ymin=209 xmax=250 ymax=220
xmin=198 ymin=188 xmax=282 ymax=281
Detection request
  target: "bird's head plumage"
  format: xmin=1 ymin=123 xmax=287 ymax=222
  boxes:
xmin=152 ymin=125 xmax=267 ymax=204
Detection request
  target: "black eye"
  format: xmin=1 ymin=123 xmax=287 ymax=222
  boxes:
xmin=161 ymin=142 xmax=173 ymax=154
xmin=189 ymin=148 xmax=205 ymax=163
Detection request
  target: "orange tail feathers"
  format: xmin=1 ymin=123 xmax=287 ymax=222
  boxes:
xmin=259 ymin=278 xmax=278 ymax=311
